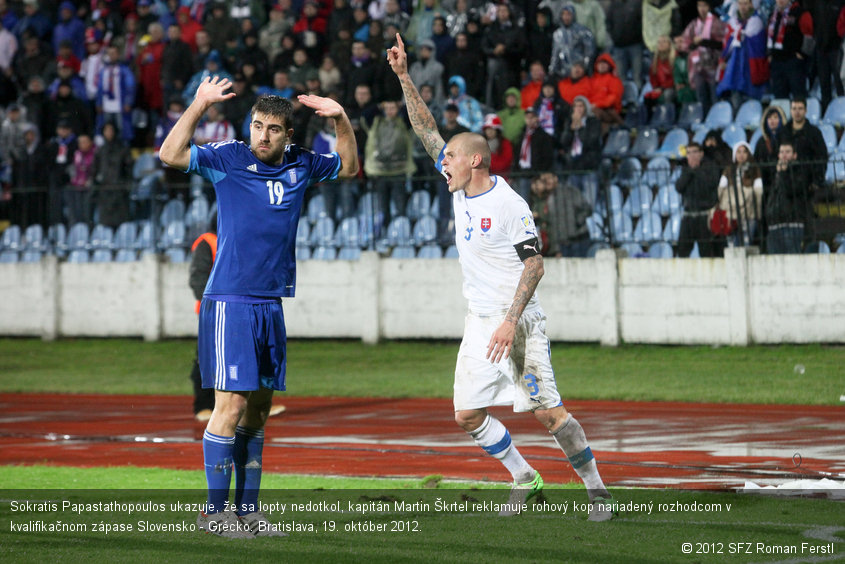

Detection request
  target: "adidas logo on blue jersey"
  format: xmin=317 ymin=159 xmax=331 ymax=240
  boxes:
xmin=247 ymin=164 xmax=257 ymax=172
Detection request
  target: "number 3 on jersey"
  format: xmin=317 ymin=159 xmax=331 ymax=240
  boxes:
xmin=267 ymin=180 xmax=285 ymax=205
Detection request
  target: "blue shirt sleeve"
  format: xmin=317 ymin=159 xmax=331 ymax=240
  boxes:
xmin=306 ymin=149 xmax=342 ymax=184
xmin=434 ymin=144 xmax=446 ymax=174
xmin=186 ymin=141 xmax=233 ymax=182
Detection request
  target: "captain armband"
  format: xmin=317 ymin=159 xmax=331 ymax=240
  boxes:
xmin=514 ymin=237 xmax=541 ymax=261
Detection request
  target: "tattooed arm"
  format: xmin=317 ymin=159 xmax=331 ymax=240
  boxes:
xmin=386 ymin=33 xmax=445 ymax=162
xmin=486 ymin=254 xmax=545 ymax=364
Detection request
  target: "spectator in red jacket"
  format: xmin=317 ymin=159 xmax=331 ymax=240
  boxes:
xmin=588 ymin=52 xmax=624 ymax=130
xmin=557 ymin=61 xmax=592 ymax=105
xmin=482 ymin=113 xmax=513 ymax=181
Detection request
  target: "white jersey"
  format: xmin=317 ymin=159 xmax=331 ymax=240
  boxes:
xmin=451 ymin=176 xmax=540 ymax=315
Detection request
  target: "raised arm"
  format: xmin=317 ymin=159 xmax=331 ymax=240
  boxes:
xmin=298 ymin=94 xmax=359 ymax=178
xmin=386 ymin=33 xmax=445 ymax=161
xmin=159 ymin=76 xmax=235 ymax=171
xmin=487 ymin=254 xmax=545 ymax=364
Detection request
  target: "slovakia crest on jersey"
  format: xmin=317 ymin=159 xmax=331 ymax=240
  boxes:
xmin=481 ymin=218 xmax=491 ymax=232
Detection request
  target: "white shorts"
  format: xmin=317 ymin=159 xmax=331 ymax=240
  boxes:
xmin=453 ymin=308 xmax=562 ymax=413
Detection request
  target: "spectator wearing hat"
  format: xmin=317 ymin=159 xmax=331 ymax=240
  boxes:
xmin=445 ymin=74 xmax=483 ymax=133
xmin=53 ymin=1 xmax=86 ymax=61
xmin=497 ymin=87 xmax=525 ymax=146
xmin=174 ymin=7 xmax=203 ymax=53
xmin=557 ymin=61 xmax=592 ymax=106
xmin=96 ymin=43 xmax=135 ymax=143
xmin=482 ymin=113 xmax=513 ymax=181
xmin=549 ymin=4 xmax=595 ymax=81
xmin=481 ymin=1 xmax=525 ymax=108
xmin=533 ymin=77 xmax=570 ymax=142
xmin=513 ymin=106 xmax=556 ymax=203
xmin=409 ymin=39 xmax=445 ymax=104
xmin=588 ymin=53 xmax=624 ymax=131
xmin=183 ymin=49 xmax=232 ymax=107
xmin=53 ymin=77 xmax=93 ymax=137
xmin=80 ymin=28 xmax=105 ymax=104
xmin=444 ymin=31 xmax=482 ymax=101
xmin=161 ymin=24 xmax=194 ymax=108
xmin=48 ymin=60 xmax=87 ymax=102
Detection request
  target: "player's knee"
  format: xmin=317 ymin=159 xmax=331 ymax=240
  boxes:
xmin=534 ymin=405 xmax=567 ymax=431
xmin=455 ymin=409 xmax=486 ymax=432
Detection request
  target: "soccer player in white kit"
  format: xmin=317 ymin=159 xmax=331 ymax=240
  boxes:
xmin=387 ymin=35 xmax=614 ymax=521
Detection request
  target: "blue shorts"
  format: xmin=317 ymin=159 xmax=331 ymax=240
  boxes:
xmin=198 ymin=298 xmax=287 ymax=392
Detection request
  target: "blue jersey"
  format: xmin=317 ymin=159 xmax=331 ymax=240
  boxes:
xmin=188 ymin=140 xmax=341 ymax=298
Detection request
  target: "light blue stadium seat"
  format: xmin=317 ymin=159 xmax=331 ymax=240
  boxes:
xmin=185 ymin=195 xmax=210 ymax=227
xmin=295 ymin=245 xmax=311 ymax=260
xmin=735 ymin=99 xmax=762 ymax=130
xmin=654 ymin=185 xmax=682 ymax=217
xmin=822 ymin=96 xmax=845 ymax=128
xmin=1 ymin=224 xmax=22 ymax=251
xmin=390 ymin=245 xmax=416 ymax=258
xmin=114 ymin=249 xmax=137 ymax=262
xmin=135 ymin=221 xmax=154 ymax=250
xmin=677 ymin=101 xmax=704 ymax=130
xmin=807 ymin=97 xmax=821 ymax=125
xmin=165 ymin=248 xmax=187 ymax=262
xmin=648 ymin=103 xmax=676 ymax=132
xmin=67 ymin=223 xmax=90 ymax=250
xmin=620 ymin=242 xmax=644 ymax=257
xmin=648 ymin=241 xmax=674 ymax=258
xmin=412 ymin=215 xmax=438 ymax=246
xmin=91 ymin=249 xmax=113 ymax=262
xmin=0 ymin=249 xmax=18 ymax=263
xmin=689 ymin=241 xmax=701 ymax=258
xmin=819 ymin=124 xmax=838 ymax=154
xmin=386 ymin=216 xmax=412 ymax=247
xmin=162 ymin=220 xmax=187 ymax=249
xmin=89 ymin=224 xmax=114 ymax=250
xmin=586 ymin=212 xmax=606 ymax=241
xmin=655 ymin=128 xmax=688 ymax=159
xmin=312 ymin=246 xmax=337 ymax=260
xmin=804 ymin=241 xmax=830 ymax=254
xmin=703 ymin=101 xmax=733 ymax=130
xmin=613 ymin=158 xmax=642 ymax=190
xmin=767 ymin=98 xmax=791 ymax=120
xmin=629 ymin=127 xmax=660 ymax=158
xmin=444 ymin=244 xmax=459 ymax=258
xmin=642 ymin=157 xmax=672 ymax=188
xmin=692 ymin=126 xmax=711 ymax=144
xmin=295 ymin=217 xmax=311 ymax=247
xmin=586 ymin=241 xmax=610 ymax=257
xmin=48 ymin=223 xmax=68 ymax=254
xmin=623 ymin=186 xmax=654 ymax=218
xmin=160 ymin=198 xmax=186 ymax=228
xmin=310 ymin=216 xmax=335 ymax=247
xmin=825 ymin=157 xmax=845 ymax=184
xmin=622 ymin=80 xmax=639 ymax=108
xmin=406 ymin=190 xmax=432 ymax=221
xmin=23 ymin=224 xmax=47 ymax=252
xmin=67 ymin=249 xmax=89 ymax=263
xmin=337 ymin=246 xmax=362 ymax=260
xmin=837 ymin=242 xmax=845 ymax=253
xmin=307 ymin=193 xmax=329 ymax=223
xmin=749 ymin=128 xmax=763 ymax=153
xmin=633 ymin=211 xmax=663 ymax=243
xmin=610 ymin=212 xmax=634 ymax=243
xmin=113 ymin=222 xmax=137 ymax=249
xmin=663 ymin=212 xmax=682 ymax=243
xmin=602 ymin=128 xmax=631 ymax=158
xmin=721 ymin=125 xmax=747 ymax=149
xmin=21 ymin=250 xmax=43 ymax=262
xmin=335 ymin=217 xmax=361 ymax=248
xmin=417 ymin=244 xmax=442 ymax=258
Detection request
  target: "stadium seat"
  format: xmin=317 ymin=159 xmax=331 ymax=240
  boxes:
xmin=688 ymin=241 xmax=701 ymax=258
xmin=767 ymin=98 xmax=792 ymax=122
xmin=23 ymin=224 xmax=47 ymax=252
xmin=586 ymin=212 xmax=606 ymax=241
xmin=819 ymin=124 xmax=838 ymax=154
xmin=164 ymin=248 xmax=187 ymax=262
xmin=648 ymin=241 xmax=674 ymax=258
xmin=337 ymin=246 xmax=362 ymax=260
xmin=312 ymin=246 xmax=337 ymax=260
xmin=702 ymin=101 xmax=733 ymax=130
xmin=662 ymin=212 xmax=682 ymax=243
xmin=113 ymin=222 xmax=137 ymax=250
xmin=417 ymin=244 xmax=442 ymax=258
xmin=821 ymin=96 xmax=845 ymax=128
xmin=185 ymin=195 xmax=210 ymax=241
xmin=622 ymin=80 xmax=639 ymax=108
xmin=335 ymin=217 xmax=361 ymax=248
xmin=444 ymin=244 xmax=459 ymax=258
xmin=804 ymin=241 xmax=830 ymax=254
xmin=21 ymin=250 xmax=43 ymax=262
xmin=296 ymin=217 xmax=311 ymax=248
xmin=310 ymin=216 xmax=336 ymax=247
xmin=606 ymin=184 xmax=624 ymax=216
xmin=642 ymin=157 xmax=672 ymax=188
xmin=307 ymin=193 xmax=329 ymax=223
xmin=295 ymin=245 xmax=311 ymax=261
xmin=654 ymin=185 xmax=682 ymax=217
xmin=623 ymin=186 xmax=654 ymax=218
xmin=677 ymin=101 xmax=704 ymax=130
xmin=358 ymin=215 xmax=377 ymax=249
xmin=67 ymin=223 xmax=90 ymax=250
xmin=161 ymin=220 xmax=187 ymax=249
xmin=91 ymin=249 xmax=113 ymax=262
xmin=654 ymin=128 xmax=688 ymax=159
xmin=412 ymin=215 xmax=438 ymax=246
xmin=405 ymin=190 xmax=432 ymax=221
xmin=721 ymin=125 xmax=746 ymax=149
xmin=386 ymin=216 xmax=412 ymax=247
xmin=1 ymin=224 xmax=22 ymax=251
xmin=135 ymin=221 xmax=154 ymax=250
xmin=114 ymin=249 xmax=137 ymax=262
xmin=390 ymin=245 xmax=416 ymax=258
xmin=837 ymin=242 xmax=845 ymax=253
xmin=48 ymin=224 xmax=68 ymax=254
xmin=749 ymin=128 xmax=763 ymax=153
xmin=602 ymin=128 xmax=631 ymax=158
xmin=586 ymin=241 xmax=610 ymax=257
xmin=807 ymin=97 xmax=822 ymax=125
xmin=620 ymin=242 xmax=644 ymax=257
xmin=633 ymin=211 xmax=663 ymax=243
xmin=648 ymin=103 xmax=676 ymax=132
xmin=67 ymin=249 xmax=89 ymax=263
xmin=734 ymin=99 xmax=762 ymax=130
xmin=89 ymin=224 xmax=114 ymax=250
xmin=160 ymin=198 xmax=186 ymax=228
xmin=610 ymin=212 xmax=634 ymax=243
xmin=692 ymin=126 xmax=711 ymax=144
xmin=613 ymin=158 xmax=642 ymax=190
xmin=825 ymin=156 xmax=845 ymax=184
xmin=629 ymin=127 xmax=660 ymax=158
xmin=0 ymin=249 xmax=18 ymax=263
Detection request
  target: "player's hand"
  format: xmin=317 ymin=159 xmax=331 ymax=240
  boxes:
xmin=386 ymin=33 xmax=408 ymax=75
xmin=487 ymin=320 xmax=516 ymax=364
xmin=298 ymin=94 xmax=344 ymax=118
xmin=194 ymin=76 xmax=236 ymax=105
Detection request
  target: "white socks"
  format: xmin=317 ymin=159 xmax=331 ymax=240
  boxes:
xmin=469 ymin=415 xmax=535 ymax=484
xmin=552 ymin=413 xmax=608 ymax=499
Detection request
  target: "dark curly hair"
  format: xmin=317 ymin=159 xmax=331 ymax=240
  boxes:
xmin=250 ymin=95 xmax=294 ymax=130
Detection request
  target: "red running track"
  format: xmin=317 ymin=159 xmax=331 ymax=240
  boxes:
xmin=1 ymin=393 xmax=843 ymax=489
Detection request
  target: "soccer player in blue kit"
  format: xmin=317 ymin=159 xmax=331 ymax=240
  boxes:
xmin=159 ymin=76 xmax=358 ymax=538
xmin=387 ymin=36 xmax=615 ymax=521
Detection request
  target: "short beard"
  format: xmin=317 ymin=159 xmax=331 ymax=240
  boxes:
xmin=251 ymin=143 xmax=286 ymax=165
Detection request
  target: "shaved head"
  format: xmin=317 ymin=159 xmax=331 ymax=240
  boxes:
xmin=451 ymin=132 xmax=491 ymax=170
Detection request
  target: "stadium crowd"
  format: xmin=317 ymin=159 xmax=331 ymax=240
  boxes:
xmin=1 ymin=0 xmax=844 ymax=260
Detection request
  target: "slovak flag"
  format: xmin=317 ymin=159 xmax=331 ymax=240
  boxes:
xmin=481 ymin=218 xmax=491 ymax=232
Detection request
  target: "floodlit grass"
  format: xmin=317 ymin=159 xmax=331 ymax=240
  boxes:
xmin=0 ymin=338 xmax=842 ymax=404
xmin=0 ymin=467 xmax=842 ymax=564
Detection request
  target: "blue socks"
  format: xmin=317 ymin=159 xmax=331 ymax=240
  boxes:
xmin=233 ymin=425 xmax=265 ymax=516
xmin=202 ymin=430 xmax=234 ymax=514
